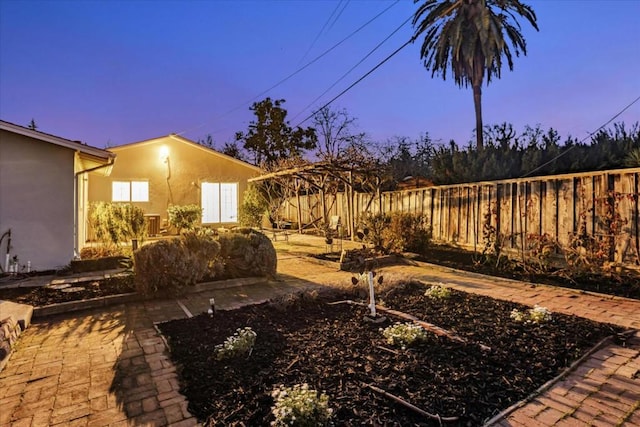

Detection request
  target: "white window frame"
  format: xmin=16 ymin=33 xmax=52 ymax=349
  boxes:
xmin=112 ymin=180 xmax=148 ymax=202
xmin=201 ymin=182 xmax=238 ymax=224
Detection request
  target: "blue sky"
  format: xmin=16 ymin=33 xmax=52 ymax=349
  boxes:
xmin=1 ymin=0 xmax=639 ymax=150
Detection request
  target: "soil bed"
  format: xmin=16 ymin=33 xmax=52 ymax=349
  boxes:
xmin=416 ymin=245 xmax=640 ymax=300
xmin=313 ymin=244 xmax=640 ymax=300
xmin=158 ymin=282 xmax=623 ymax=426
xmin=0 ymin=275 xmax=135 ymax=306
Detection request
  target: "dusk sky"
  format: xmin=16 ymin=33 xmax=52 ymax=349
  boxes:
xmin=1 ymin=0 xmax=639 ymax=151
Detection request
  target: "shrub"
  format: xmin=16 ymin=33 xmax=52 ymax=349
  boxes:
xmin=271 ymin=383 xmax=333 ymax=427
xmin=133 ymin=233 xmax=220 ymax=296
xmin=239 ymin=184 xmax=269 ymax=228
xmin=217 ymin=228 xmax=277 ymax=278
xmin=80 ymin=246 xmax=132 ymax=259
xmin=510 ymin=304 xmax=553 ymax=324
xmin=214 ymin=327 xmax=257 ymax=361
xmin=382 ymin=322 xmax=428 ymax=349
xmin=359 ymin=212 xmax=389 ymax=252
xmin=90 ymin=202 xmax=147 ymax=246
xmin=424 ymin=283 xmax=451 ymax=299
xmin=385 ymin=212 xmax=431 ymax=254
xmin=360 ymin=212 xmax=431 ymax=254
xmin=167 ymin=204 xmax=202 ymax=233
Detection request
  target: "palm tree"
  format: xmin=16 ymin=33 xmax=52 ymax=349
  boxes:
xmin=413 ymin=0 xmax=538 ymax=149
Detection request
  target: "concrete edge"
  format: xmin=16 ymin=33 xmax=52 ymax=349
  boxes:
xmin=32 ymin=293 xmax=143 ymax=318
xmin=30 ymin=276 xmax=268 ymax=319
xmin=405 ymin=258 xmax=640 ymax=304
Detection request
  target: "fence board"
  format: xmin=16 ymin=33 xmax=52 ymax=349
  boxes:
xmin=276 ymin=168 xmax=640 ymax=267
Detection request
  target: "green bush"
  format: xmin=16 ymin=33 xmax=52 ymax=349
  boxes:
xmin=359 ymin=212 xmax=390 ymax=252
xmin=167 ymin=204 xmax=202 ymax=233
xmin=360 ymin=212 xmax=431 ymax=254
xmin=90 ymin=202 xmax=147 ymax=246
xmin=271 ymin=384 xmax=333 ymax=427
xmin=214 ymin=327 xmax=257 ymax=361
xmin=384 ymin=212 xmax=431 ymax=254
xmin=133 ymin=232 xmax=220 ymax=296
xmin=217 ymin=228 xmax=277 ymax=278
xmin=382 ymin=322 xmax=428 ymax=348
xmin=238 ymin=184 xmax=268 ymax=227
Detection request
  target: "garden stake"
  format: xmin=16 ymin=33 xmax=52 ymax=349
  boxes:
xmin=366 ymin=384 xmax=459 ymax=423
xmin=368 ymin=272 xmax=376 ymax=317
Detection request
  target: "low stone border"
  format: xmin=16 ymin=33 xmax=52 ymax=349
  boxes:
xmin=306 ymin=254 xmax=402 ymax=271
xmin=31 ymin=276 xmax=267 ymax=318
xmin=33 ymin=292 xmax=143 ymax=318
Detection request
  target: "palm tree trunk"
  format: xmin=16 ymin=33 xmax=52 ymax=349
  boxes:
xmin=473 ymin=83 xmax=483 ymax=149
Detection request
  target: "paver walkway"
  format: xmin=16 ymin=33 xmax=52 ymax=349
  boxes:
xmin=1 ymin=234 xmax=638 ymax=426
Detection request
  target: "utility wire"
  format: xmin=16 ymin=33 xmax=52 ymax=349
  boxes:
xmin=298 ymin=0 xmax=345 ymax=65
xmin=294 ymin=35 xmax=416 ymax=128
xmin=291 ymin=13 xmax=413 ymax=122
xmin=327 ymin=0 xmax=350 ymax=32
xmin=176 ymin=1 xmax=399 ymax=137
xmin=521 ymin=94 xmax=640 ymax=178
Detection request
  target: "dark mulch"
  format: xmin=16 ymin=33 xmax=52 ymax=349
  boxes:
xmin=415 ymin=245 xmax=640 ymax=300
xmin=0 ymin=275 xmax=135 ymax=306
xmin=159 ymin=283 xmax=623 ymax=426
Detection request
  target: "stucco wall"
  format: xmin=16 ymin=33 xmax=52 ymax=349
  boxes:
xmin=88 ymin=135 xmax=260 ymax=234
xmin=0 ymin=130 xmax=75 ymax=271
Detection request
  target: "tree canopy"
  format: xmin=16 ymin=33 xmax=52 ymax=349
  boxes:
xmin=235 ymin=98 xmax=318 ymax=168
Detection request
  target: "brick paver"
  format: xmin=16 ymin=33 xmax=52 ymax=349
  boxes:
xmin=0 ymin=234 xmax=638 ymax=426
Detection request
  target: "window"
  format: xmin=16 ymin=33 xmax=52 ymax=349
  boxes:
xmin=112 ymin=181 xmax=148 ymax=202
xmin=201 ymin=182 xmax=238 ymax=223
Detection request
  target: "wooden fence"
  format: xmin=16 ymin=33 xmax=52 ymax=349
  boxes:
xmin=279 ymin=168 xmax=640 ymax=266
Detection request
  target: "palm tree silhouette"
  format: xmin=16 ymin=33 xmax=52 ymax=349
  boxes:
xmin=412 ymin=0 xmax=538 ymax=149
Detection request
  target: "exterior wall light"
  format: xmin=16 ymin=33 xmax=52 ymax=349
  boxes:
xmin=160 ymin=145 xmax=170 ymax=163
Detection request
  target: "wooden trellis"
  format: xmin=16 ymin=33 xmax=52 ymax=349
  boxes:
xmin=249 ymin=159 xmax=391 ymax=240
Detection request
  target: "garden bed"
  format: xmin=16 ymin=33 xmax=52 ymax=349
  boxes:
xmin=0 ymin=275 xmax=135 ymax=306
xmin=311 ymin=244 xmax=640 ymax=300
xmin=416 ymin=245 xmax=640 ymax=300
xmin=158 ymin=282 xmax=624 ymax=426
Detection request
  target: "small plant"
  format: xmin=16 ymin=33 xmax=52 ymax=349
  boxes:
xmin=510 ymin=304 xmax=552 ymax=324
xmin=382 ymin=322 xmax=428 ymax=349
xmin=525 ymin=233 xmax=558 ymax=273
xmin=424 ymin=283 xmax=451 ymax=299
xmin=167 ymin=204 xmax=202 ymax=233
xmin=89 ymin=202 xmax=147 ymax=246
xmin=214 ymin=327 xmax=257 ymax=361
xmin=239 ymin=183 xmax=269 ymax=228
xmin=271 ymin=383 xmax=333 ymax=427
xmin=359 ymin=212 xmax=389 ymax=252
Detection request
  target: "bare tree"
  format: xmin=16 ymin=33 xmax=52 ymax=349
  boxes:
xmin=312 ymin=106 xmax=365 ymax=161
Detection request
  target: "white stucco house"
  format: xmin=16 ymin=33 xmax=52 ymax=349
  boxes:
xmin=0 ymin=120 xmax=115 ymax=272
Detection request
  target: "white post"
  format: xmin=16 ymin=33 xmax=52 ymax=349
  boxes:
xmin=368 ymin=271 xmax=376 ymax=317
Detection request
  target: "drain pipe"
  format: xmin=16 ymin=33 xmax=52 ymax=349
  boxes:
xmin=74 ymin=154 xmax=116 ymax=258
xmin=1 ymin=229 xmax=11 ymax=273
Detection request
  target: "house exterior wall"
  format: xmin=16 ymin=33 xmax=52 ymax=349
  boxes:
xmin=0 ymin=130 xmax=75 ymax=271
xmin=87 ymin=135 xmax=260 ymax=234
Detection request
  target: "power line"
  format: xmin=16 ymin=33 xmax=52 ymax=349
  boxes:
xmin=521 ymin=94 xmax=640 ymax=178
xmin=291 ymin=13 xmax=413 ymax=123
xmin=327 ymin=0 xmax=350 ymax=33
xmin=294 ymin=35 xmax=416 ymax=128
xmin=176 ymin=1 xmax=399 ymax=137
xmin=298 ymin=0 xmax=344 ymax=65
